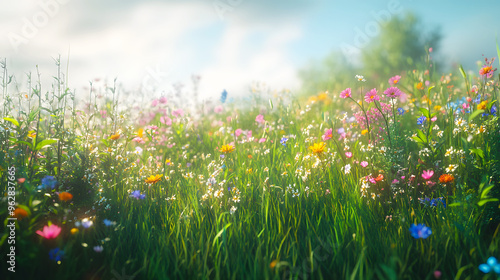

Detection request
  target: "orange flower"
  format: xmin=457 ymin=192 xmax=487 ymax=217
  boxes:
xmin=13 ymin=208 xmax=29 ymax=220
xmin=375 ymin=174 xmax=384 ymax=182
xmin=145 ymin=174 xmax=163 ymax=184
xmin=110 ymin=133 xmax=120 ymax=140
xmin=219 ymin=144 xmax=235 ymax=154
xmin=17 ymin=178 xmax=26 ymax=184
xmin=270 ymin=260 xmax=278 ymax=269
xmin=439 ymin=174 xmax=454 ymax=184
xmin=416 ymin=82 xmax=424 ymax=90
xmin=247 ymin=154 xmax=253 ymax=159
xmin=59 ymin=192 xmax=73 ymax=201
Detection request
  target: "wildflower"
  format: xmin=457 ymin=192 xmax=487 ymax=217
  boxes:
xmin=434 ymin=271 xmax=442 ymax=279
xmin=219 ymin=144 xmax=235 ymax=154
xmin=58 ymin=192 xmax=73 ymax=201
xmin=81 ymin=218 xmax=94 ymax=228
xmin=479 ymin=58 xmax=497 ymax=79
xmin=130 ymin=190 xmax=146 ymax=200
xmin=160 ymin=116 xmax=172 ymax=125
xmin=270 ymin=260 xmax=278 ymax=269
xmin=145 ymin=174 xmax=163 ymax=184
xmin=421 ymin=170 xmax=434 ymax=180
xmin=409 ymin=223 xmax=432 ymax=239
xmin=445 ymin=164 xmax=458 ymax=173
xmin=374 ymin=174 xmax=384 ymax=182
xmin=110 ymin=133 xmax=120 ymax=140
xmin=70 ymin=228 xmax=79 ymax=234
xmin=17 ymin=178 xmax=26 ymax=184
xmin=255 ymin=114 xmax=265 ymax=124
xmin=342 ymin=164 xmax=351 ymax=174
xmin=36 ymin=224 xmax=62 ymax=239
xmin=417 ymin=116 xmax=427 ymax=125
xmin=49 ymin=248 xmax=64 ymax=262
xmin=322 ymin=128 xmax=333 ymax=141
xmin=230 ymin=206 xmax=237 ymax=215
xmin=439 ymin=174 xmax=454 ymax=183
xmin=93 ymin=246 xmax=104 ymax=253
xmin=340 ymin=88 xmax=351 ymax=99
xmin=280 ymin=137 xmax=288 ymax=147
xmin=364 ymin=88 xmax=379 ymax=103
xmin=345 ymin=152 xmax=353 ymax=158
xmin=39 ymin=175 xmax=57 ymax=190
xmin=309 ymin=142 xmax=326 ymax=154
xmin=477 ymin=100 xmax=488 ymax=110
xmin=384 ymin=87 xmax=403 ymax=98
xmin=13 ymin=208 xmax=29 ymax=220
xmin=479 ymin=256 xmax=500 ymax=274
xmin=292 ymin=189 xmax=300 ymax=197
xmin=361 ymin=129 xmax=368 ymax=135
xmin=103 ymin=219 xmax=116 ymax=227
xmin=389 ymin=75 xmax=401 ymax=85
xmin=220 ymin=89 xmax=228 ymax=103
xmin=416 ymin=82 xmax=424 ymax=90
xmin=360 ymin=161 xmax=368 ymax=168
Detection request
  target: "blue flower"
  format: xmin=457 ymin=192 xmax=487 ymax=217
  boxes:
xmin=491 ymin=104 xmax=497 ymax=116
xmin=430 ymin=198 xmax=446 ymax=208
xmin=479 ymin=257 xmax=500 ymax=274
xmin=49 ymin=248 xmax=64 ymax=262
xmin=397 ymin=108 xmax=405 ymax=115
xmin=130 ymin=190 xmax=146 ymax=200
xmin=220 ymin=89 xmax=227 ymax=103
xmin=103 ymin=219 xmax=116 ymax=227
xmin=409 ymin=223 xmax=432 ymax=239
xmin=280 ymin=137 xmax=288 ymax=147
xmin=417 ymin=116 xmax=427 ymax=125
xmin=38 ymin=175 xmax=57 ymax=190
xmin=473 ymin=94 xmax=481 ymax=104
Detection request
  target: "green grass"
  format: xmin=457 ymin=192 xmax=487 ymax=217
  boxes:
xmin=1 ymin=54 xmax=500 ymax=280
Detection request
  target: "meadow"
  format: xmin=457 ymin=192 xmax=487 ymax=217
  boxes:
xmin=1 ymin=52 xmax=500 ymax=280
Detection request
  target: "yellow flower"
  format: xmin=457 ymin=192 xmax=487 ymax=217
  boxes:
xmin=246 ymin=168 xmax=253 ymax=174
xmin=145 ymin=174 xmax=163 ymax=184
xmin=27 ymin=131 xmax=36 ymax=138
xmin=317 ymin=92 xmax=328 ymax=101
xmin=434 ymin=105 xmax=442 ymax=111
xmin=71 ymin=228 xmax=79 ymax=234
xmin=219 ymin=144 xmax=235 ymax=154
xmin=110 ymin=133 xmax=120 ymax=140
xmin=361 ymin=129 xmax=368 ymax=135
xmin=477 ymin=101 xmax=488 ymax=110
xmin=309 ymin=142 xmax=326 ymax=154
xmin=137 ymin=128 xmax=144 ymax=138
xmin=416 ymin=82 xmax=424 ymax=90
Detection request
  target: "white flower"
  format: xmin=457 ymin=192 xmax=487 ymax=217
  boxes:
xmin=355 ymin=75 xmax=366 ymax=82
xmin=230 ymin=206 xmax=237 ymax=215
xmin=342 ymin=164 xmax=351 ymax=174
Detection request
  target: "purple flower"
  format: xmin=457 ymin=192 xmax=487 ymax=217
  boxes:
xmin=409 ymin=223 xmax=432 ymax=239
xmin=130 ymin=190 xmax=146 ymax=200
xmin=39 ymin=175 xmax=57 ymax=190
xmin=49 ymin=248 xmax=64 ymax=262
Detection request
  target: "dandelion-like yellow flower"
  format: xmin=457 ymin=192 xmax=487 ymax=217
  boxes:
xmin=361 ymin=129 xmax=368 ymax=135
xmin=110 ymin=133 xmax=120 ymax=140
xmin=145 ymin=174 xmax=163 ymax=184
xmin=309 ymin=142 xmax=326 ymax=154
xmin=219 ymin=144 xmax=235 ymax=154
xmin=477 ymin=101 xmax=488 ymax=110
xmin=137 ymin=128 xmax=144 ymax=138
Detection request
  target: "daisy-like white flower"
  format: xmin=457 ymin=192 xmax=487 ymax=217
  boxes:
xmin=230 ymin=206 xmax=237 ymax=215
xmin=355 ymin=75 xmax=366 ymax=82
xmin=445 ymin=147 xmax=455 ymax=157
xmin=342 ymin=164 xmax=352 ymax=174
xmin=292 ymin=189 xmax=300 ymax=198
xmin=445 ymin=164 xmax=458 ymax=173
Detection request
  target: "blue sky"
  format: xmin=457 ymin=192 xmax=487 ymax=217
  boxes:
xmin=1 ymin=0 xmax=499 ymax=99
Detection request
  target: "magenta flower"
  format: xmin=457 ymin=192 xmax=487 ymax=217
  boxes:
xmin=322 ymin=128 xmax=333 ymax=141
xmin=422 ymin=170 xmax=434 ymax=180
xmin=159 ymin=96 xmax=168 ymax=104
xmin=345 ymin=152 xmax=353 ymax=158
xmin=255 ymin=114 xmax=265 ymax=124
xmin=360 ymin=161 xmax=368 ymax=168
xmin=388 ymin=75 xmax=401 ymax=86
xmin=36 ymin=224 xmax=62 ymax=239
xmin=340 ymin=88 xmax=351 ymax=99
xmin=364 ymin=88 xmax=379 ymax=103
xmin=384 ymin=87 xmax=403 ymax=98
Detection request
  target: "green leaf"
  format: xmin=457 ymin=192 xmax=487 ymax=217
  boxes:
xmin=3 ymin=117 xmax=19 ymax=127
xmin=427 ymin=85 xmax=435 ymax=95
xmin=34 ymin=139 xmax=58 ymax=150
xmin=448 ymin=202 xmax=462 ymax=207
xmin=213 ymin=223 xmax=232 ymax=246
xmin=269 ymin=99 xmax=274 ymax=109
xmin=478 ymin=198 xmax=499 ymax=206
xmin=416 ymin=129 xmax=427 ymax=143
xmin=458 ymin=65 xmax=467 ymax=80
xmin=468 ymin=109 xmax=484 ymax=122
xmin=480 ymin=185 xmax=495 ymax=199
xmin=18 ymin=140 xmax=33 ymax=149
xmin=418 ymin=107 xmax=430 ymax=118
xmin=469 ymin=148 xmax=484 ymax=160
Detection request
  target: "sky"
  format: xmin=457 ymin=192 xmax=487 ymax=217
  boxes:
xmin=1 ymin=0 xmax=500 ymax=100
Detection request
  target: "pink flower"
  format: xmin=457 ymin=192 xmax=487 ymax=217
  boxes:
xmin=322 ymin=128 xmax=333 ymax=141
xmin=246 ymin=130 xmax=252 ymax=139
xmin=426 ymin=180 xmax=436 ymax=187
xmin=345 ymin=152 xmax=353 ymax=158
xmin=364 ymin=88 xmax=379 ymax=103
xmin=340 ymin=88 xmax=351 ymax=99
xmin=259 ymin=138 xmax=266 ymax=143
xmin=214 ymin=105 xmax=223 ymax=114
xmin=392 ymin=179 xmax=399 ymax=184
xmin=360 ymin=161 xmax=368 ymax=168
xmin=172 ymin=109 xmax=184 ymax=117
xmin=433 ymin=270 xmax=441 ymax=279
xmin=151 ymin=99 xmax=159 ymax=107
xmin=235 ymin=129 xmax=243 ymax=137
xmin=159 ymin=96 xmax=168 ymax=104
xmin=36 ymin=224 xmax=61 ymax=239
xmin=160 ymin=116 xmax=172 ymax=126
xmin=431 ymin=116 xmax=437 ymax=122
xmin=388 ymin=75 xmax=401 ymax=86
xmin=422 ymin=170 xmax=434 ymax=180
xmin=384 ymin=87 xmax=403 ymax=98
xmin=255 ymin=114 xmax=265 ymax=124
